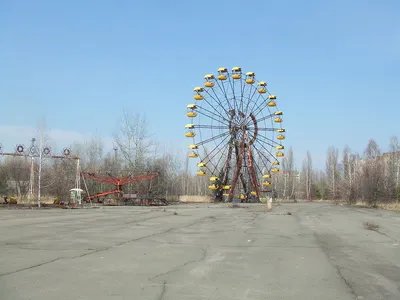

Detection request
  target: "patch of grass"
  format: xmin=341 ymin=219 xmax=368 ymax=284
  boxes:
xmin=363 ymin=221 xmax=379 ymax=231
xmin=356 ymin=201 xmax=400 ymax=212
xmin=377 ymin=202 xmax=400 ymax=212
xmin=312 ymin=199 xmax=334 ymax=203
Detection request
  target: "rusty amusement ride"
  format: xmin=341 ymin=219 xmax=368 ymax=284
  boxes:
xmin=0 ymin=139 xmax=163 ymax=206
xmin=185 ymin=67 xmax=286 ymax=202
xmin=81 ymin=171 xmax=161 ymax=205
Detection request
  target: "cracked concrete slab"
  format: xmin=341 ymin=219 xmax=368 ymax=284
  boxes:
xmin=0 ymin=203 xmax=399 ymax=299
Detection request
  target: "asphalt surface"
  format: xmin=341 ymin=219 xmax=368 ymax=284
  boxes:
xmin=0 ymin=202 xmax=399 ymax=300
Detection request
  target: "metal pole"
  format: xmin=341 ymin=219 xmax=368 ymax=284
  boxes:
xmin=37 ymin=134 xmax=43 ymax=208
xmin=28 ymin=138 xmax=36 ymax=203
xmin=76 ymin=159 xmax=82 ymax=205
xmin=28 ymin=157 xmax=34 ymax=202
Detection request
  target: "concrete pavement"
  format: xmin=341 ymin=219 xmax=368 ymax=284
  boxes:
xmin=0 ymin=203 xmax=399 ymax=299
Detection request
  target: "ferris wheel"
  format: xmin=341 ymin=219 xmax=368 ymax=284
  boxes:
xmin=185 ymin=66 xmax=285 ymax=202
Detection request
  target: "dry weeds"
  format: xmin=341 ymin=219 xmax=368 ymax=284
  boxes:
xmin=363 ymin=221 xmax=379 ymax=231
xmin=356 ymin=201 xmax=400 ymax=212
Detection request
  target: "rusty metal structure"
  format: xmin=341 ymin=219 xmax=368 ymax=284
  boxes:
xmin=185 ymin=67 xmax=286 ymax=202
xmin=81 ymin=172 xmax=162 ymax=205
xmin=0 ymin=139 xmax=80 ymax=207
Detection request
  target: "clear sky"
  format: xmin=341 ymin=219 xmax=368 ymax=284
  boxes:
xmin=0 ymin=0 xmax=399 ymax=169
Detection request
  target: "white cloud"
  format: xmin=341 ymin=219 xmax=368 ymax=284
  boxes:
xmin=0 ymin=125 xmax=114 ymax=154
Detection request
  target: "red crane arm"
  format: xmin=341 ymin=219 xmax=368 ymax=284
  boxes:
xmin=81 ymin=173 xmax=118 ymax=185
xmin=120 ymin=173 xmax=159 ymax=185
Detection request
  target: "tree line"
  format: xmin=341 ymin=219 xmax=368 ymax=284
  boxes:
xmin=0 ymin=113 xmax=209 ymax=202
xmin=274 ymin=137 xmax=400 ymax=206
xmin=1 ymin=112 xmax=399 ymax=205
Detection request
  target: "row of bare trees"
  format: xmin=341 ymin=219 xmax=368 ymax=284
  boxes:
xmin=273 ymin=137 xmax=400 ymax=206
xmin=1 ymin=111 xmax=399 ymax=205
xmin=0 ymin=113 xmax=208 ymax=202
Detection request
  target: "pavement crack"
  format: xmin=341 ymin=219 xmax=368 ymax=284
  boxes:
xmin=0 ymin=257 xmax=61 ymax=277
xmin=0 ymin=216 xmax=212 ymax=277
xmin=375 ymin=229 xmax=399 ymax=243
xmin=333 ymin=264 xmax=358 ymax=299
xmin=157 ymin=281 xmax=167 ymax=300
xmin=313 ymin=232 xmax=358 ymax=299
xmin=149 ymin=247 xmax=208 ymax=281
xmin=73 ymin=216 xmax=212 ymax=259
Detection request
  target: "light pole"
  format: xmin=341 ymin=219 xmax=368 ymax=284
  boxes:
xmin=27 ymin=138 xmax=36 ymax=203
xmin=0 ymin=141 xmax=78 ymax=207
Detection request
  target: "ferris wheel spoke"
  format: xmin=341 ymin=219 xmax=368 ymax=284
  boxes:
xmin=256 ymin=133 xmax=282 ymax=146
xmin=250 ymin=127 xmax=280 ymax=131
xmin=201 ymin=134 xmax=231 ymax=164
xmin=253 ymin=149 xmax=269 ymax=168
xmin=227 ymin=74 xmax=239 ymax=115
xmin=221 ymin=144 xmax=234 ymax=185
xmin=214 ymin=80 xmax=234 ymax=112
xmin=195 ymin=125 xmax=230 ymax=130
xmin=252 ymin=113 xmax=276 ymax=124
xmin=248 ymin=95 xmax=267 ymax=119
xmin=202 ymin=143 xmax=230 ymax=178
xmin=253 ymin=138 xmax=278 ymax=162
xmin=244 ymin=84 xmax=259 ymax=116
xmin=197 ymin=105 xmax=229 ymax=122
xmin=196 ymin=108 xmax=229 ymax=125
xmin=254 ymin=147 xmax=263 ymax=175
xmin=203 ymin=88 xmax=231 ymax=117
xmin=246 ymin=94 xmax=264 ymax=119
xmin=250 ymin=147 xmax=265 ymax=178
xmin=240 ymin=77 xmax=245 ymax=113
xmin=245 ymin=146 xmax=260 ymax=195
xmin=243 ymin=90 xmax=253 ymax=117
xmin=252 ymin=96 xmax=275 ymax=118
xmin=196 ymin=131 xmax=230 ymax=147
xmin=209 ymin=144 xmax=230 ymax=177
xmin=201 ymin=97 xmax=231 ymax=122
xmin=252 ymin=144 xmax=274 ymax=166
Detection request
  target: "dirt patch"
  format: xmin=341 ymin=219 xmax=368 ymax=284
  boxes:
xmin=363 ymin=221 xmax=379 ymax=231
xmin=230 ymin=203 xmax=248 ymax=208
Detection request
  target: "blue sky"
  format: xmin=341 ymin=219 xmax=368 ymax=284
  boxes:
xmin=0 ymin=0 xmax=399 ymax=169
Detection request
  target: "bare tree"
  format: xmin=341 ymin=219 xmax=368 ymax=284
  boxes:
xmin=282 ymin=147 xmax=294 ymax=200
xmin=82 ymin=135 xmax=104 ymax=172
xmin=2 ymin=157 xmax=30 ymax=199
xmin=341 ymin=145 xmax=357 ymax=204
xmin=114 ymin=112 xmax=152 ymax=173
xmin=42 ymin=158 xmax=75 ymax=202
xmin=361 ymin=139 xmax=384 ymax=206
xmin=302 ymin=151 xmax=313 ymax=200
xmin=326 ymin=146 xmax=340 ymax=201
xmin=0 ymin=162 xmax=8 ymax=195
xmin=315 ymin=170 xmax=327 ymax=200
xmin=36 ymin=119 xmax=51 ymax=207
xmin=387 ymin=136 xmax=400 ymax=200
